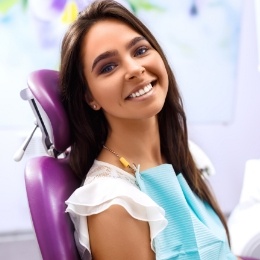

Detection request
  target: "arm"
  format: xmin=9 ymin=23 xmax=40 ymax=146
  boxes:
xmin=88 ymin=205 xmax=155 ymax=260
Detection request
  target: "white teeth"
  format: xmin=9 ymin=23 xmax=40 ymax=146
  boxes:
xmin=139 ymin=89 xmax=145 ymax=95
xmin=129 ymin=83 xmax=153 ymax=98
xmin=144 ymin=86 xmax=150 ymax=92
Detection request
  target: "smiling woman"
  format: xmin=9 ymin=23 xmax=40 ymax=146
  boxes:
xmin=60 ymin=0 xmax=239 ymax=259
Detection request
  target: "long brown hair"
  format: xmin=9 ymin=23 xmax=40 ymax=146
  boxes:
xmin=59 ymin=0 xmax=230 ymax=243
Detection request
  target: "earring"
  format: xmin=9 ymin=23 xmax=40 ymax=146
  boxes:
xmin=93 ymin=104 xmax=97 ymax=110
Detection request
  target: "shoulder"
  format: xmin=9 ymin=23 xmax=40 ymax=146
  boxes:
xmin=65 ymin=160 xmax=167 ymax=258
xmin=88 ymin=205 xmax=155 ymax=260
xmin=66 ymin=160 xmax=167 ymax=226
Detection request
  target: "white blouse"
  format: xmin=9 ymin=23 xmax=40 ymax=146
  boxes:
xmin=65 ymin=160 xmax=167 ymax=258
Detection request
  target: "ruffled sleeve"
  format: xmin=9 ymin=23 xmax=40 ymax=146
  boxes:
xmin=65 ymin=168 xmax=167 ymax=258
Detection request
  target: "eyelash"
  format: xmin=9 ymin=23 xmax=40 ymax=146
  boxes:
xmin=99 ymin=45 xmax=150 ymax=74
xmin=134 ymin=46 xmax=149 ymax=57
xmin=100 ymin=63 xmax=116 ymax=74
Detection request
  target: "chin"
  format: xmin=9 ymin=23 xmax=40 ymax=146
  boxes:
xmin=142 ymin=104 xmax=164 ymax=119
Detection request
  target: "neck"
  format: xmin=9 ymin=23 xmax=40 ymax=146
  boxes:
xmin=98 ymin=117 xmax=165 ymax=171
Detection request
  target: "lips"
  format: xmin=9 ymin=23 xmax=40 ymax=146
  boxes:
xmin=127 ymin=80 xmax=156 ymax=99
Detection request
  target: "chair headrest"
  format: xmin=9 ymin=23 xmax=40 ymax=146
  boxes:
xmin=22 ymin=69 xmax=71 ymax=155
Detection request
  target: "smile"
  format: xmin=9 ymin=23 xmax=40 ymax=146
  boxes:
xmin=128 ymin=82 xmax=154 ymax=99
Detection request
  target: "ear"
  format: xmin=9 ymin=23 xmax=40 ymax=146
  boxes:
xmin=84 ymin=93 xmax=101 ymax=111
xmin=89 ymin=101 xmax=100 ymax=110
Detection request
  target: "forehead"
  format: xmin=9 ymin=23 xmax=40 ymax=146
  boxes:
xmin=85 ymin=18 xmax=139 ymax=45
xmin=81 ymin=19 xmax=141 ymax=62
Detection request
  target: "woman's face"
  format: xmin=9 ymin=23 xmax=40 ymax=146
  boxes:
xmin=81 ymin=19 xmax=168 ymax=123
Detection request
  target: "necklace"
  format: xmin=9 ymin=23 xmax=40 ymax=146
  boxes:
xmin=103 ymin=145 xmax=137 ymax=172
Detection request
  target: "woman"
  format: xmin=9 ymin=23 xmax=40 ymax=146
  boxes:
xmin=62 ymin=0 xmax=238 ymax=259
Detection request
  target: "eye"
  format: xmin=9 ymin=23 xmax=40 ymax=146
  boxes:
xmin=134 ymin=46 xmax=149 ymax=57
xmin=99 ymin=63 xmax=117 ymax=74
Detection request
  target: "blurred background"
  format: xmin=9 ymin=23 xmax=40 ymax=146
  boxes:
xmin=0 ymin=0 xmax=259 ymax=259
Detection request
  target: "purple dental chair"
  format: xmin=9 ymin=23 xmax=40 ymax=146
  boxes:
xmin=18 ymin=69 xmax=82 ymax=260
xmin=17 ymin=69 xmax=259 ymax=260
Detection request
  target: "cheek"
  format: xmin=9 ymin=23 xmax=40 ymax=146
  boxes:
xmin=159 ymin=59 xmax=168 ymax=77
xmin=155 ymin=61 xmax=168 ymax=89
xmin=88 ymin=81 xmax=119 ymax=106
xmin=163 ymin=67 xmax=169 ymax=88
xmin=88 ymin=72 xmax=123 ymax=100
xmin=85 ymin=74 xmax=105 ymax=100
xmin=150 ymin=54 xmax=167 ymax=77
xmin=158 ymin=60 xmax=168 ymax=87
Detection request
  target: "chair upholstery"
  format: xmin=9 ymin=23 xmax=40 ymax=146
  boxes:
xmin=25 ymin=156 xmax=81 ymax=260
xmin=26 ymin=69 xmax=71 ymax=153
xmin=22 ymin=69 xmax=81 ymax=259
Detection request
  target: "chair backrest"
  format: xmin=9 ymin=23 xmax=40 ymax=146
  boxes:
xmin=21 ymin=70 xmax=81 ymax=260
xmin=25 ymin=156 xmax=81 ymax=260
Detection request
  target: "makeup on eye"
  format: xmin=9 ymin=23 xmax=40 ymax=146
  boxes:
xmin=99 ymin=47 xmax=149 ymax=74
xmin=99 ymin=63 xmax=117 ymax=74
xmin=96 ymin=45 xmax=151 ymax=75
xmin=134 ymin=46 xmax=150 ymax=57
xmin=92 ymin=37 xmax=151 ymax=73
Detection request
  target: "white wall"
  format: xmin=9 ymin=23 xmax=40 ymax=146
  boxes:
xmin=0 ymin=0 xmax=259 ymax=234
xmin=189 ymin=0 xmax=260 ymax=214
xmin=0 ymin=130 xmax=45 ymax=233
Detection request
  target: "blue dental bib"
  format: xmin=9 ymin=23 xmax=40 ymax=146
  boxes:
xmin=135 ymin=164 xmax=236 ymax=260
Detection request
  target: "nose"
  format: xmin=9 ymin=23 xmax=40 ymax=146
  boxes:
xmin=124 ymin=59 xmax=145 ymax=80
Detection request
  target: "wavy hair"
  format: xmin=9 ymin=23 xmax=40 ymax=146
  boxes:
xmin=59 ymin=0 xmax=230 ymax=244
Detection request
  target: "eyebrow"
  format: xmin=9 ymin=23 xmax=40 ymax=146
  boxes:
xmin=91 ymin=36 xmax=146 ymax=71
xmin=91 ymin=50 xmax=118 ymax=71
xmin=126 ymin=36 xmax=146 ymax=50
